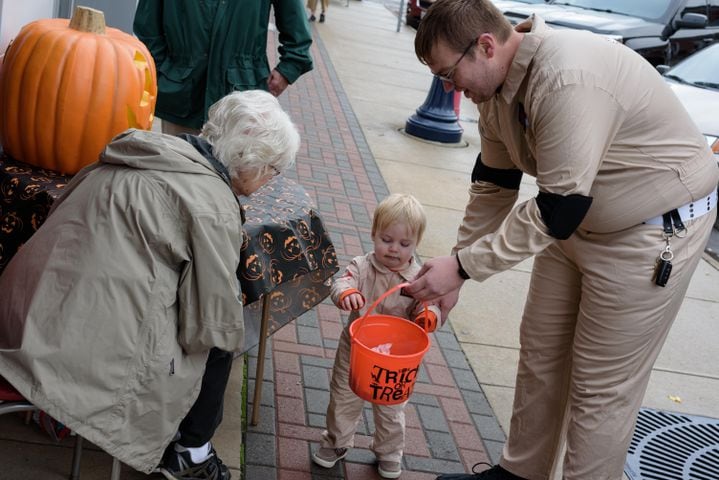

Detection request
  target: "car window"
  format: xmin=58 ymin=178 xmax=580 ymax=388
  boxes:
xmin=667 ymin=43 xmax=719 ymax=88
xmin=708 ymin=0 xmax=719 ymax=25
xmin=552 ymin=0 xmax=674 ymax=21
xmin=681 ymin=0 xmax=708 ymax=17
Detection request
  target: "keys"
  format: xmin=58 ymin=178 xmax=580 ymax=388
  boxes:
xmin=654 ymin=257 xmax=672 ymax=287
xmin=653 ymin=243 xmax=674 ymax=288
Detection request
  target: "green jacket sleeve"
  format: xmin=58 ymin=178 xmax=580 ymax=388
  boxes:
xmin=133 ymin=0 xmax=168 ymax=68
xmin=272 ymin=0 xmax=314 ymax=84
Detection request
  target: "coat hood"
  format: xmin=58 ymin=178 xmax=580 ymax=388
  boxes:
xmin=100 ymin=128 xmax=220 ymax=178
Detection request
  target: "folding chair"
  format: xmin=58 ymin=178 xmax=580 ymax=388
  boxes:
xmin=0 ymin=375 xmax=122 ymax=479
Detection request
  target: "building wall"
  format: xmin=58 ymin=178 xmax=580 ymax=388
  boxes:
xmin=59 ymin=0 xmax=138 ymax=33
xmin=0 ymin=0 xmax=56 ymax=55
xmin=0 ymin=0 xmax=138 ymax=55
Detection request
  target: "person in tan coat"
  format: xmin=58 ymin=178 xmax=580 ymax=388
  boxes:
xmin=0 ymin=90 xmax=300 ymax=480
xmin=405 ymin=1 xmax=719 ymax=479
xmin=311 ymin=193 xmax=440 ymax=479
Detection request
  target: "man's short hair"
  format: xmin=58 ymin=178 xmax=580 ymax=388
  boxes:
xmin=415 ymin=0 xmax=512 ymax=65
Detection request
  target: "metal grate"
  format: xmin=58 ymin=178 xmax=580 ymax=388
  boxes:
xmin=625 ymin=407 xmax=719 ymax=480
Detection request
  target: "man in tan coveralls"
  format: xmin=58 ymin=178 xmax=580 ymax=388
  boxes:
xmin=405 ymin=1 xmax=719 ymax=479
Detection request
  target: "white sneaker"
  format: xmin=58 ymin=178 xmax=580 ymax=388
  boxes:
xmin=378 ymin=460 xmax=402 ymax=478
xmin=311 ymin=447 xmax=348 ymax=468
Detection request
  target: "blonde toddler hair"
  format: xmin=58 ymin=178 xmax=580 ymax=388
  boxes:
xmin=371 ymin=193 xmax=427 ymax=244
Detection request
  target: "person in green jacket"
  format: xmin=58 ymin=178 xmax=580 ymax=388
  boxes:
xmin=133 ymin=0 xmax=313 ymax=135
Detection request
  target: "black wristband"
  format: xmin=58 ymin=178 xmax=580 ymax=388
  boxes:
xmin=455 ymin=254 xmax=470 ymax=280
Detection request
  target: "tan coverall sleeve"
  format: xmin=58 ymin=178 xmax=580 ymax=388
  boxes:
xmin=330 ymin=256 xmax=364 ymax=307
xmin=453 ymin=125 xmax=520 ymax=254
xmin=409 ymin=300 xmax=442 ymax=326
xmin=457 ymin=84 xmax=625 ymax=282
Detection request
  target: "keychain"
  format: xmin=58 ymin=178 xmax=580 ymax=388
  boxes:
xmin=654 ymin=236 xmax=673 ymax=287
xmin=653 ymin=210 xmax=684 ymax=288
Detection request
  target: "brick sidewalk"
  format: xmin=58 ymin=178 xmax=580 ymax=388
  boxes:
xmin=244 ymin=25 xmax=506 ymax=480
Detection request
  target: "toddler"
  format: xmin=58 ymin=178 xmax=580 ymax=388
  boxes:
xmin=311 ymin=193 xmax=441 ymax=479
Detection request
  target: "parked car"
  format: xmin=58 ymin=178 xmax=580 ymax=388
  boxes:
xmin=660 ymin=42 xmax=719 ymax=228
xmin=497 ymin=0 xmax=719 ymax=66
xmin=407 ymin=0 xmax=550 ymax=29
xmin=660 ymin=42 xmax=719 ymax=162
xmin=406 ymin=0 xmax=434 ymax=29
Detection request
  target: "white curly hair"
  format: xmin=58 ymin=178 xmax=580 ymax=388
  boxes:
xmin=201 ymin=90 xmax=300 ymax=182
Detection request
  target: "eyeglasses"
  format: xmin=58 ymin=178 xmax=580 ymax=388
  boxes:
xmin=437 ymin=37 xmax=478 ymax=85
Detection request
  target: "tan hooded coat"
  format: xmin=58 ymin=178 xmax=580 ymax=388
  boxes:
xmin=0 ymin=129 xmax=244 ymax=472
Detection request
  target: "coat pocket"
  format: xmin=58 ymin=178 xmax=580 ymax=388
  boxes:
xmin=157 ymin=61 xmax=203 ymax=118
xmin=226 ymin=64 xmax=266 ymax=92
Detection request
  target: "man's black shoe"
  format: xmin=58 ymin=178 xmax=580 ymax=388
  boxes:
xmin=436 ymin=462 xmax=527 ymax=479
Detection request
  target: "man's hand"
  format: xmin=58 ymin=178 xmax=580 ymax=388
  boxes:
xmin=435 ymin=289 xmax=461 ymax=322
xmin=268 ymin=69 xmax=289 ymax=97
xmin=406 ymin=255 xmax=465 ymax=302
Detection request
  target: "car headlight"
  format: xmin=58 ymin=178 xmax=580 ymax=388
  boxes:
xmin=706 ymin=135 xmax=719 ymax=155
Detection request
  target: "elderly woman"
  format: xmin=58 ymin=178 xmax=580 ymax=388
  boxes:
xmin=0 ymin=90 xmax=299 ymax=480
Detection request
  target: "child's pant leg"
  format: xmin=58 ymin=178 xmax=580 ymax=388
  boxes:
xmin=322 ymin=327 xmax=365 ymax=449
xmin=371 ymin=401 xmax=406 ymax=463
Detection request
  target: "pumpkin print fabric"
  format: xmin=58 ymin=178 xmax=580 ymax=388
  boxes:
xmin=239 ymin=175 xmax=338 ymax=354
xmin=0 ymin=151 xmax=70 ymax=272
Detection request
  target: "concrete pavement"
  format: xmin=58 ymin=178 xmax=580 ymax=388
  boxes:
xmin=1 ymin=0 xmax=717 ymax=479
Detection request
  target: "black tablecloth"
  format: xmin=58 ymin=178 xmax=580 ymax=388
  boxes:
xmin=237 ymin=175 xmax=338 ymax=353
xmin=0 ymin=154 xmax=70 ymax=272
xmin=0 ymin=152 xmax=338 ymax=354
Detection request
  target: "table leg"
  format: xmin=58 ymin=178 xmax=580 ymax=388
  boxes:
xmin=251 ymin=294 xmax=272 ymax=426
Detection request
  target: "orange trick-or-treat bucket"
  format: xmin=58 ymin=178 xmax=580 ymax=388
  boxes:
xmin=348 ymin=283 xmax=431 ymax=405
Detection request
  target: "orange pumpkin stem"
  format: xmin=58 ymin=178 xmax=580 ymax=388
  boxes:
xmin=68 ymin=6 xmax=106 ymax=35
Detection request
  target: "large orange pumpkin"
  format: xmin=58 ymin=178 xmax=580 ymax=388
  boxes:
xmin=0 ymin=6 xmax=157 ymax=174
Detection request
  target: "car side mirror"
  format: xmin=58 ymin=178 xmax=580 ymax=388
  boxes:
xmin=675 ymin=12 xmax=708 ymax=29
xmin=656 ymin=65 xmax=671 ymax=75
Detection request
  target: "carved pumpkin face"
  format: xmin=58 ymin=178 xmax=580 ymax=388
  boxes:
xmin=269 ymin=291 xmax=290 ymax=312
xmin=242 ymin=254 xmax=264 ymax=281
xmin=260 ymin=232 xmax=275 ymax=254
xmin=297 ymin=219 xmax=311 ymax=240
xmin=269 ymin=259 xmax=284 ymax=286
xmin=0 ymin=177 xmax=20 ymax=199
xmin=322 ymin=246 xmax=338 ymax=269
xmin=0 ymin=7 xmax=157 ymax=174
xmin=281 ymin=236 xmax=303 ymax=261
xmin=300 ymin=287 xmax=321 ymax=309
xmin=1 ymin=212 xmax=21 ymax=234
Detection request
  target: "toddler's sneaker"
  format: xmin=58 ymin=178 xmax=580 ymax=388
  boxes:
xmin=312 ymin=447 xmax=348 ymax=468
xmin=378 ymin=460 xmax=402 ymax=478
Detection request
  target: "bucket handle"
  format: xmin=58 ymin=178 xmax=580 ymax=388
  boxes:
xmin=354 ymin=282 xmax=431 ymax=334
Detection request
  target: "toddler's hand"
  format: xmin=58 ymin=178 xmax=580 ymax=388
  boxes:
xmin=414 ymin=310 xmax=438 ymax=333
xmin=340 ymin=293 xmax=365 ymax=311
